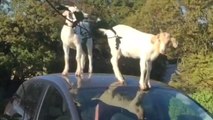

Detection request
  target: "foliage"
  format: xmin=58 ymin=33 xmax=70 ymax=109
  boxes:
xmin=170 ymin=53 xmax=213 ymax=91
xmin=170 ymin=53 xmax=213 ymax=114
xmin=79 ymin=0 xmax=146 ymax=28
xmin=190 ymin=89 xmax=213 ymax=114
xmin=0 ymin=0 xmax=63 ymax=80
xmin=123 ymin=0 xmax=179 ymax=32
xmin=122 ymin=0 xmax=213 ymax=59
xmin=0 ymin=0 xmax=12 ymax=15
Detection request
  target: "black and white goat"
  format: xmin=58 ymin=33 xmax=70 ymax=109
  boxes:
xmin=99 ymin=24 xmax=178 ymax=90
xmin=60 ymin=5 xmax=93 ymax=76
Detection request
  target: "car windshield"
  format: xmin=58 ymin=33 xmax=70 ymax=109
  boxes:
xmin=70 ymin=85 xmax=212 ymax=120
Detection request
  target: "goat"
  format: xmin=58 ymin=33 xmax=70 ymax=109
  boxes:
xmin=99 ymin=24 xmax=178 ymax=90
xmin=60 ymin=5 xmax=93 ymax=76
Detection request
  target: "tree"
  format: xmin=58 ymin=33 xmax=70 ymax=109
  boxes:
xmin=0 ymin=0 xmax=213 ymax=114
xmin=0 ymin=0 xmax=63 ymax=80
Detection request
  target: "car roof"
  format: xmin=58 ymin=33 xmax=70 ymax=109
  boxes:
xmin=32 ymin=73 xmax=172 ymax=90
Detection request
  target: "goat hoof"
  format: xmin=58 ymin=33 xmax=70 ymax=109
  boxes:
xmin=62 ymin=72 xmax=68 ymax=76
xmin=75 ymin=73 xmax=81 ymax=77
xmin=88 ymin=70 xmax=93 ymax=74
xmin=117 ymin=80 xmax=126 ymax=85
xmin=87 ymin=73 xmax=92 ymax=79
xmin=111 ymin=81 xmax=125 ymax=87
xmin=75 ymin=72 xmax=83 ymax=77
xmin=148 ymin=82 xmax=151 ymax=88
xmin=140 ymin=84 xmax=150 ymax=91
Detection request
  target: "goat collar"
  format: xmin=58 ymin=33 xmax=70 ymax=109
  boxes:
xmin=107 ymin=28 xmax=121 ymax=38
xmin=108 ymin=28 xmax=122 ymax=49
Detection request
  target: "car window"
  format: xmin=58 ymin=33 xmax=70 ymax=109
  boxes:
xmin=4 ymin=80 xmax=47 ymax=120
xmin=141 ymin=88 xmax=213 ymax=120
xmin=38 ymin=85 xmax=71 ymax=120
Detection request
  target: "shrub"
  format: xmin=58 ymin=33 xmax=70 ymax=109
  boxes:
xmin=170 ymin=53 xmax=213 ymax=114
xmin=190 ymin=89 xmax=213 ymax=114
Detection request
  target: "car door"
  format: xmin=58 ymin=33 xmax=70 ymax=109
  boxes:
xmin=36 ymin=81 xmax=74 ymax=120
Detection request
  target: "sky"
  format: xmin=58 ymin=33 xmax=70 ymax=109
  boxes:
xmin=0 ymin=0 xmax=10 ymax=12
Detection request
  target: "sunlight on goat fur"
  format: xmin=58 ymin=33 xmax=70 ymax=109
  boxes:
xmin=99 ymin=24 xmax=178 ymax=90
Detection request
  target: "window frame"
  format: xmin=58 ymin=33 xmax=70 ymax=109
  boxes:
xmin=8 ymin=79 xmax=49 ymax=120
xmin=35 ymin=79 xmax=80 ymax=120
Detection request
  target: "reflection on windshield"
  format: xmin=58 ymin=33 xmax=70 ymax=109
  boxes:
xmin=69 ymin=76 xmax=212 ymax=120
xmin=62 ymin=73 xmax=92 ymax=89
xmin=70 ymin=80 xmax=146 ymax=120
xmin=169 ymin=93 xmax=212 ymax=120
xmin=93 ymin=82 xmax=145 ymax=120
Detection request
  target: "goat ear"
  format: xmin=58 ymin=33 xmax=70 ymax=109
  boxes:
xmin=171 ymin=37 xmax=178 ymax=48
xmin=151 ymin=34 xmax=159 ymax=44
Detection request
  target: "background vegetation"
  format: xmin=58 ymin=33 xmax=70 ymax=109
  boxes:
xmin=0 ymin=0 xmax=213 ymax=115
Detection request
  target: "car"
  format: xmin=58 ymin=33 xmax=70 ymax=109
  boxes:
xmin=2 ymin=73 xmax=213 ymax=120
